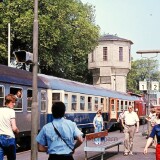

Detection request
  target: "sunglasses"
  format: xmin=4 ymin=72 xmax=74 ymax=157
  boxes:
xmin=128 ymin=108 xmax=132 ymax=109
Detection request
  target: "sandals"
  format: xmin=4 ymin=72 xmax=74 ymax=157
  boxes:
xmin=123 ymin=152 xmax=128 ymax=156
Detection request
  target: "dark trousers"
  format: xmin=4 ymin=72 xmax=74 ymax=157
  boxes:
xmin=119 ymin=120 xmax=124 ymax=132
xmin=48 ymin=154 xmax=74 ymax=160
xmin=0 ymin=135 xmax=16 ymax=160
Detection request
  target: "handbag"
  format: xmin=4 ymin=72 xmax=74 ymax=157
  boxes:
xmin=52 ymin=122 xmax=74 ymax=153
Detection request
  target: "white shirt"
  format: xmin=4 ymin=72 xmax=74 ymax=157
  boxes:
xmin=0 ymin=107 xmax=16 ymax=138
xmin=122 ymin=111 xmax=139 ymax=125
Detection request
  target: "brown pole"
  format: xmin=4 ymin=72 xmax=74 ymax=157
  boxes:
xmin=31 ymin=0 xmax=38 ymax=159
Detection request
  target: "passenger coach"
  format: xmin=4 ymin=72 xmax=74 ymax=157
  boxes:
xmin=39 ymin=74 xmax=142 ymax=133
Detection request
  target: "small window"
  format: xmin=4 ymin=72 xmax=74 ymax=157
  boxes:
xmin=117 ymin=100 xmax=119 ymax=111
xmin=111 ymin=99 xmax=115 ymax=111
xmin=27 ymin=89 xmax=32 ymax=111
xmin=91 ymin=52 xmax=94 ymax=62
xmin=0 ymin=86 xmax=5 ymax=106
xmin=125 ymin=101 xmax=128 ymax=110
xmin=64 ymin=94 xmax=68 ymax=111
xmin=94 ymin=97 xmax=98 ymax=111
xmin=10 ymin=87 xmax=23 ymax=111
xmin=119 ymin=47 xmax=123 ymax=61
xmin=103 ymin=47 xmax=108 ymax=61
xmin=41 ymin=90 xmax=47 ymax=111
xmin=71 ymin=95 xmax=77 ymax=111
xmin=88 ymin=97 xmax=92 ymax=111
xmin=100 ymin=98 xmax=104 ymax=111
xmin=121 ymin=101 xmax=123 ymax=110
xmin=80 ymin=96 xmax=85 ymax=111
xmin=52 ymin=93 xmax=60 ymax=103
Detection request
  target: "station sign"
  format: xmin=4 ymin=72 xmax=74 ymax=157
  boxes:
xmin=139 ymin=81 xmax=147 ymax=91
xmin=151 ymin=81 xmax=159 ymax=91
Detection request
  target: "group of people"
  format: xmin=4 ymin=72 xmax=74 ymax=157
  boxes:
xmin=1 ymin=93 xmax=160 ymax=160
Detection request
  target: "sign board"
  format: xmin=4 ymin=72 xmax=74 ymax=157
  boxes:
xmin=151 ymin=81 xmax=159 ymax=91
xmin=139 ymin=81 xmax=147 ymax=91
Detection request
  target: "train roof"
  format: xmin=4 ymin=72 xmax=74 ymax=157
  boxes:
xmin=39 ymin=74 xmax=139 ymax=101
xmin=0 ymin=64 xmax=47 ymax=88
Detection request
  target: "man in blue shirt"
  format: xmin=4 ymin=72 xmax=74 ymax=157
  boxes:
xmin=144 ymin=113 xmax=160 ymax=160
xmin=36 ymin=101 xmax=83 ymax=160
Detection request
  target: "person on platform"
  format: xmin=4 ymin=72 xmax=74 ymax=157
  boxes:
xmin=144 ymin=113 xmax=160 ymax=160
xmin=121 ymin=105 xmax=139 ymax=156
xmin=93 ymin=111 xmax=104 ymax=145
xmin=118 ymin=110 xmax=125 ymax=133
xmin=36 ymin=101 xmax=83 ymax=160
xmin=0 ymin=94 xmax=19 ymax=160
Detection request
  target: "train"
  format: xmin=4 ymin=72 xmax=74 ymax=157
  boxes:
xmin=0 ymin=64 xmax=146 ymax=149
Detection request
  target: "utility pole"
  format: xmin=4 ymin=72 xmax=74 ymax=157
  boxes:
xmin=31 ymin=0 xmax=38 ymax=159
xmin=137 ymin=50 xmax=160 ymax=135
xmin=8 ymin=23 xmax=11 ymax=67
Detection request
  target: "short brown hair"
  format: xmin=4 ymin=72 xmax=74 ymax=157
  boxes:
xmin=5 ymin=94 xmax=17 ymax=105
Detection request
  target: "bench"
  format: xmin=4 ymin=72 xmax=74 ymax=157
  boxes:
xmin=84 ymin=130 xmax=123 ymax=160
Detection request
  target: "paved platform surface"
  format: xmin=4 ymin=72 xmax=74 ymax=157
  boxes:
xmin=5 ymin=124 xmax=156 ymax=160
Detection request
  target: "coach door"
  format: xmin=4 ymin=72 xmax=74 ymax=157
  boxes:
xmin=109 ymin=98 xmax=118 ymax=121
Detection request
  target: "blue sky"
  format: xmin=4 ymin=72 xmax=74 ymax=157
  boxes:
xmin=81 ymin=0 xmax=160 ymax=62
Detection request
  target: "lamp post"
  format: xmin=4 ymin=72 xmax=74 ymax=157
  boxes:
xmin=137 ymin=50 xmax=160 ymax=135
xmin=31 ymin=0 xmax=38 ymax=160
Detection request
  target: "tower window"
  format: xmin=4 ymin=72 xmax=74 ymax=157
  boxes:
xmin=91 ymin=52 xmax=94 ymax=62
xmin=119 ymin=47 xmax=123 ymax=61
xmin=129 ymin=48 xmax=131 ymax=62
xmin=103 ymin=47 xmax=108 ymax=61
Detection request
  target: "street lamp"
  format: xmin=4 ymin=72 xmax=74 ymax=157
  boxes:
xmin=137 ymin=50 xmax=160 ymax=136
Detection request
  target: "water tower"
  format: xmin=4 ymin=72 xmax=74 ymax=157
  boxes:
xmin=88 ymin=34 xmax=133 ymax=93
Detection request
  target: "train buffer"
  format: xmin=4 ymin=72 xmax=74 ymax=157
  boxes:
xmin=84 ymin=130 xmax=123 ymax=160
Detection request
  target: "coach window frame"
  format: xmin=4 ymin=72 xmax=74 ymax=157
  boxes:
xmin=0 ymin=85 xmax=5 ymax=106
xmin=71 ymin=94 xmax=77 ymax=111
xmin=10 ymin=86 xmax=23 ymax=111
xmin=64 ymin=93 xmax=69 ymax=112
xmin=94 ymin=97 xmax=99 ymax=111
xmin=41 ymin=90 xmax=47 ymax=112
xmin=27 ymin=89 xmax=33 ymax=111
xmin=88 ymin=96 xmax=92 ymax=111
xmin=80 ymin=95 xmax=85 ymax=111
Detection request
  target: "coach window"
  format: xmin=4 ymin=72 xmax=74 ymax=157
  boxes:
xmin=41 ymin=90 xmax=46 ymax=111
xmin=101 ymin=98 xmax=104 ymax=111
xmin=120 ymin=101 xmax=123 ymax=110
xmin=71 ymin=95 xmax=77 ymax=111
xmin=111 ymin=99 xmax=114 ymax=111
xmin=27 ymin=89 xmax=32 ymax=111
xmin=52 ymin=93 xmax=60 ymax=103
xmin=88 ymin=97 xmax=92 ymax=111
xmin=64 ymin=94 xmax=68 ymax=111
xmin=94 ymin=97 xmax=98 ymax=111
xmin=125 ymin=101 xmax=128 ymax=110
xmin=80 ymin=96 xmax=85 ymax=111
xmin=117 ymin=100 xmax=119 ymax=111
xmin=10 ymin=87 xmax=23 ymax=111
xmin=0 ymin=86 xmax=5 ymax=106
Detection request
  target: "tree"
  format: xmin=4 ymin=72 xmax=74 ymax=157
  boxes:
xmin=0 ymin=0 xmax=99 ymax=83
xmin=127 ymin=59 xmax=160 ymax=94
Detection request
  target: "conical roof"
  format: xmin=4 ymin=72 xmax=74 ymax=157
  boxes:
xmin=99 ymin=34 xmax=133 ymax=44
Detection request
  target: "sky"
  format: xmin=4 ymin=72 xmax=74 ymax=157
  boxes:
xmin=81 ymin=0 xmax=160 ymax=62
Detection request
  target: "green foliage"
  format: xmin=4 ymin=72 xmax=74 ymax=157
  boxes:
xmin=0 ymin=0 xmax=100 ymax=83
xmin=127 ymin=59 xmax=160 ymax=94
